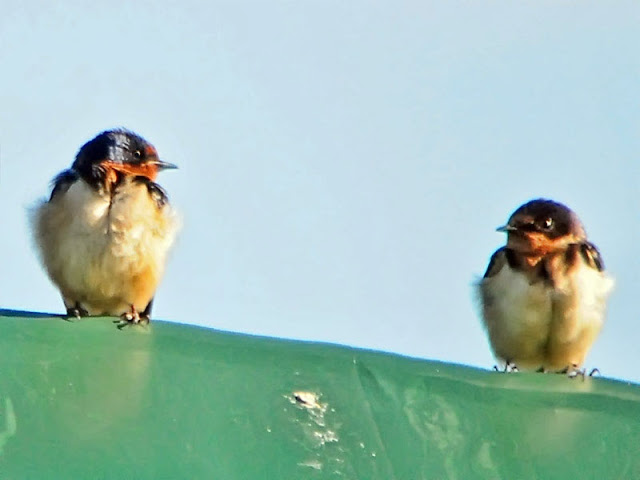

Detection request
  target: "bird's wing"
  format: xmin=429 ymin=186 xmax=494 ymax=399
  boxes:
xmin=49 ymin=169 xmax=79 ymax=201
xmin=580 ymin=242 xmax=605 ymax=272
xmin=133 ymin=176 xmax=170 ymax=209
xmin=483 ymin=247 xmax=510 ymax=278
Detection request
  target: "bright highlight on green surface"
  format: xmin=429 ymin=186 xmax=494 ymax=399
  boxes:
xmin=0 ymin=309 xmax=638 ymax=479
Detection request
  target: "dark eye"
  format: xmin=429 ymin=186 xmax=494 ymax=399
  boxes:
xmin=542 ymin=217 xmax=554 ymax=230
xmin=133 ymin=150 xmax=142 ymax=159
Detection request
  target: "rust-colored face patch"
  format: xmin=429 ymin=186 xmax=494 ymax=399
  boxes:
xmin=102 ymin=160 xmax=159 ymax=182
xmin=507 ymin=230 xmax=582 ymax=260
xmin=103 ymin=166 xmax=120 ymax=188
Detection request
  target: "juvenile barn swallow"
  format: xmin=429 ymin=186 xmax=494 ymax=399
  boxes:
xmin=478 ymin=199 xmax=614 ymax=374
xmin=32 ymin=129 xmax=179 ymax=326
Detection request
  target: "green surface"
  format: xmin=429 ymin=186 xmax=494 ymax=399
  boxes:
xmin=0 ymin=309 xmax=638 ymax=479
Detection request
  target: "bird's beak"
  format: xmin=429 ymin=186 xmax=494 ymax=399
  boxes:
xmin=496 ymin=224 xmax=518 ymax=233
xmin=150 ymin=160 xmax=178 ymax=171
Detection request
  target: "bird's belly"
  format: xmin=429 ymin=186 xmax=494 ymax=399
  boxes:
xmin=58 ymin=222 xmax=161 ymax=314
xmin=34 ymin=181 xmax=177 ymax=315
xmin=545 ymin=263 xmax=614 ymax=370
xmin=480 ymin=266 xmax=553 ymax=369
xmin=480 ymin=262 xmax=614 ymax=371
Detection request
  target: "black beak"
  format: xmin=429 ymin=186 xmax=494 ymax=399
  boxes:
xmin=496 ymin=224 xmax=518 ymax=233
xmin=151 ymin=160 xmax=178 ymax=171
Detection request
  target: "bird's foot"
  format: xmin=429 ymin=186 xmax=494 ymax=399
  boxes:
xmin=567 ymin=368 xmax=586 ymax=380
xmin=565 ymin=364 xmax=599 ymax=380
xmin=493 ymin=361 xmax=518 ymax=373
xmin=65 ymin=303 xmax=89 ymax=321
xmin=115 ymin=306 xmax=150 ymax=330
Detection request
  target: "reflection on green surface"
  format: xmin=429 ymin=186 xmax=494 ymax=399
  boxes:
xmin=0 ymin=310 xmax=639 ymax=479
xmin=0 ymin=397 xmax=17 ymax=455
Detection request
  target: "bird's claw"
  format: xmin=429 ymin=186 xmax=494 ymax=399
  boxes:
xmin=114 ymin=306 xmax=150 ymax=329
xmin=494 ymin=361 xmax=518 ymax=373
xmin=566 ymin=364 xmax=599 ymax=380
xmin=65 ymin=303 xmax=88 ymax=321
xmin=568 ymin=369 xmax=586 ymax=380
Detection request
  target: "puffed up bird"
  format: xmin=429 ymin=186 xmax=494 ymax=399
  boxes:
xmin=32 ymin=129 xmax=179 ymax=326
xmin=478 ymin=199 xmax=614 ymax=374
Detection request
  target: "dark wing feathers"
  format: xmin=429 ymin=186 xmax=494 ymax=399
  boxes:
xmin=49 ymin=169 xmax=78 ymax=201
xmin=133 ymin=176 xmax=169 ymax=209
xmin=580 ymin=242 xmax=605 ymax=271
xmin=483 ymin=247 xmax=508 ymax=278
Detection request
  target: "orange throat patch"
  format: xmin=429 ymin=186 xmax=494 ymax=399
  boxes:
xmin=102 ymin=161 xmax=158 ymax=187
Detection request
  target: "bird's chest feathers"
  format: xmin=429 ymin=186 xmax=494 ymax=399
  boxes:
xmin=551 ymin=260 xmax=614 ymax=325
xmin=487 ymin=265 xmax=553 ymax=332
xmin=484 ymin=256 xmax=613 ymax=344
xmin=61 ymin=180 xmax=172 ymax=262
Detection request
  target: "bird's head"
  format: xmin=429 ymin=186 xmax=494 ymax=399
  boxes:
xmin=497 ymin=199 xmax=586 ymax=255
xmin=72 ymin=129 xmax=177 ymax=189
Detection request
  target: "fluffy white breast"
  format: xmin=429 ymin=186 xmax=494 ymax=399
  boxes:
xmin=479 ymin=263 xmax=553 ymax=366
xmin=569 ymin=261 xmax=614 ymax=317
xmin=479 ymin=253 xmax=614 ymax=370
xmin=33 ymin=178 xmax=179 ymax=315
xmin=551 ymin=260 xmax=614 ymax=345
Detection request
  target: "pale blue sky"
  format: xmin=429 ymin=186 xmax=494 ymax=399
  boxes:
xmin=1 ymin=2 xmax=638 ymax=381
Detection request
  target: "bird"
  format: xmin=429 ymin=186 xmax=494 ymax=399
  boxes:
xmin=32 ymin=128 xmax=179 ymax=326
xmin=478 ymin=199 xmax=614 ymax=374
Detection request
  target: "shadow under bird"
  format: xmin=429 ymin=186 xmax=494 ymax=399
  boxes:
xmin=32 ymin=129 xmax=179 ymax=326
xmin=478 ymin=199 xmax=613 ymax=374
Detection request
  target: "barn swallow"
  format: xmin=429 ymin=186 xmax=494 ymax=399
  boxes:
xmin=478 ymin=199 xmax=614 ymax=374
xmin=32 ymin=129 xmax=179 ymax=326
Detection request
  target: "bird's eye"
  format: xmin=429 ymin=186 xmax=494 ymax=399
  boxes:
xmin=542 ymin=217 xmax=554 ymax=230
xmin=133 ymin=150 xmax=142 ymax=159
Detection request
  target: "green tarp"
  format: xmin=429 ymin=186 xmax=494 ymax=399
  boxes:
xmin=0 ymin=309 xmax=638 ymax=479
